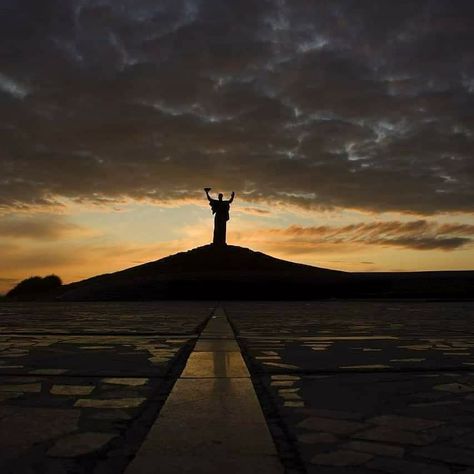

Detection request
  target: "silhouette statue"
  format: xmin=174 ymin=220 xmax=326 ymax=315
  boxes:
xmin=204 ymin=188 xmax=235 ymax=246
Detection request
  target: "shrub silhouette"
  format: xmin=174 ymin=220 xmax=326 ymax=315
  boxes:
xmin=7 ymin=274 xmax=62 ymax=300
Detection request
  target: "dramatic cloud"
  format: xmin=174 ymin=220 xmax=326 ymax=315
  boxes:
xmin=238 ymin=220 xmax=474 ymax=252
xmin=238 ymin=207 xmax=272 ymax=216
xmin=0 ymin=215 xmax=84 ymax=239
xmin=1 ymin=0 xmax=473 ymax=213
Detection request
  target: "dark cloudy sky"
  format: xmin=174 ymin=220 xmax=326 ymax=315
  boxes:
xmin=1 ymin=0 xmax=474 ymax=291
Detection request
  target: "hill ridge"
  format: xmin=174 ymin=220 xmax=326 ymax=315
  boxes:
xmin=38 ymin=244 xmax=474 ymax=301
xmin=58 ymin=244 xmax=346 ymax=301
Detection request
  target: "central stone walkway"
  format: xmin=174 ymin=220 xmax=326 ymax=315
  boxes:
xmin=125 ymin=307 xmax=284 ymax=473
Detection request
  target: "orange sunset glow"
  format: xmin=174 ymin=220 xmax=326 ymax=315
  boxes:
xmin=1 ymin=1 xmax=474 ymax=293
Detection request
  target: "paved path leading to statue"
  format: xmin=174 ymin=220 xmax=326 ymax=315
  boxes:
xmin=125 ymin=306 xmax=283 ymax=473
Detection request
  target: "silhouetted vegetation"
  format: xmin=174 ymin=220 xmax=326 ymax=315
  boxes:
xmin=6 ymin=275 xmax=62 ymax=301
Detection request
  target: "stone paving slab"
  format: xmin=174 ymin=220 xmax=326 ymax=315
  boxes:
xmin=194 ymin=339 xmax=240 ymax=351
xmin=0 ymin=374 xmax=173 ymax=473
xmin=227 ymin=302 xmax=474 ymax=374
xmin=226 ymin=301 xmax=474 ymax=339
xmin=126 ymin=378 xmax=283 ymax=473
xmin=0 ymin=302 xmax=215 ymax=473
xmin=0 ymin=302 xmax=214 ymax=335
xmin=227 ymin=301 xmax=474 ymax=473
xmin=257 ymin=371 xmax=474 ymax=472
xmin=236 ymin=335 xmax=474 ymax=373
xmin=0 ymin=335 xmax=194 ymax=376
xmin=181 ymin=351 xmax=250 ymax=377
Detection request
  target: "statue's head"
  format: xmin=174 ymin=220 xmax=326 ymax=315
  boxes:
xmin=218 ymin=193 xmax=223 ymax=200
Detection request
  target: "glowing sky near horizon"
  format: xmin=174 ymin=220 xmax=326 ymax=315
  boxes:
xmin=1 ymin=0 xmax=474 ymax=292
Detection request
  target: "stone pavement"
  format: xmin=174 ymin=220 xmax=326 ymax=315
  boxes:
xmin=227 ymin=301 xmax=474 ymax=473
xmin=2 ymin=301 xmax=474 ymax=473
xmin=0 ymin=302 xmax=214 ymax=473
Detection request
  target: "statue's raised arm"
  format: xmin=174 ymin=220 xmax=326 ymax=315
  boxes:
xmin=204 ymin=187 xmax=212 ymax=202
